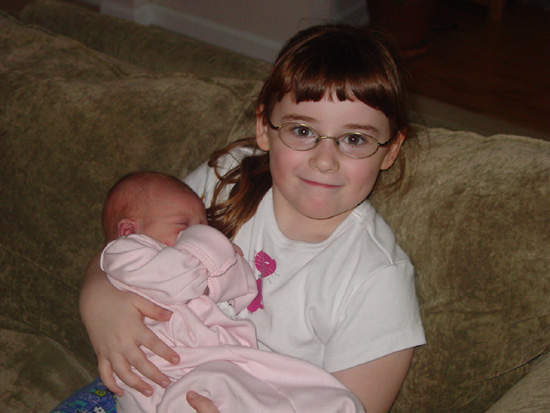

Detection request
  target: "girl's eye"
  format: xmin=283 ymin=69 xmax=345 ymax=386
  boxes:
xmin=291 ymin=125 xmax=315 ymax=139
xmin=341 ymin=133 xmax=368 ymax=146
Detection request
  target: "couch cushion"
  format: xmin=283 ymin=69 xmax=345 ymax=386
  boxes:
xmin=0 ymin=10 xmax=260 ymax=399
xmin=370 ymin=130 xmax=550 ymax=411
xmin=20 ymin=0 xmax=272 ymax=79
xmin=0 ymin=328 xmax=95 ymax=412
xmin=486 ymin=353 xmax=550 ymax=412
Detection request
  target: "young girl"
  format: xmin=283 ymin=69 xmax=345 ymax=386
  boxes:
xmin=80 ymin=24 xmax=425 ymax=413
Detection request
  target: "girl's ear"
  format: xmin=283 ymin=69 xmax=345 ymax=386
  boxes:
xmin=117 ymin=219 xmax=138 ymax=237
xmin=380 ymin=131 xmax=406 ymax=171
xmin=255 ymin=105 xmax=270 ymax=151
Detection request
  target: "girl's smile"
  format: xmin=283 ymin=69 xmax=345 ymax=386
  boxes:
xmin=300 ymin=178 xmax=342 ymax=189
xmin=256 ymin=94 xmax=404 ymax=242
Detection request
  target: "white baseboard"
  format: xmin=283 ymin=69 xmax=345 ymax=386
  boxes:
xmin=100 ymin=1 xmax=283 ymax=62
xmin=332 ymin=1 xmax=369 ymax=25
xmin=99 ymin=1 xmax=368 ymax=63
xmin=100 ymin=1 xmax=137 ymax=22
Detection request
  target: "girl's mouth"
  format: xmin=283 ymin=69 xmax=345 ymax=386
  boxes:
xmin=301 ymin=178 xmax=341 ymax=189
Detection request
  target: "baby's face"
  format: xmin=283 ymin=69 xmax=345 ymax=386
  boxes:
xmin=141 ymin=188 xmax=207 ymax=246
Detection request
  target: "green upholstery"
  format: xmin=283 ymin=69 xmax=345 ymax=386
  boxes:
xmin=371 ymin=131 xmax=550 ymax=411
xmin=19 ymin=0 xmax=271 ymax=79
xmin=0 ymin=1 xmax=548 ymax=411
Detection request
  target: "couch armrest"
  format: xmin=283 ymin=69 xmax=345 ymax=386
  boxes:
xmin=486 ymin=352 xmax=550 ymax=412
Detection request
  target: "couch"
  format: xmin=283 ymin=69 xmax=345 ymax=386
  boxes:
xmin=1 ymin=1 xmax=548 ymax=411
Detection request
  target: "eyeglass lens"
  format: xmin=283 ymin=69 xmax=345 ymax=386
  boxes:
xmin=278 ymin=123 xmax=379 ymax=158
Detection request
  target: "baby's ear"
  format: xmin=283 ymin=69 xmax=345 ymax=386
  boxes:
xmin=117 ymin=219 xmax=137 ymax=237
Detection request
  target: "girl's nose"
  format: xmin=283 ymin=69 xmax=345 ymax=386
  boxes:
xmin=309 ymin=139 xmax=340 ymax=173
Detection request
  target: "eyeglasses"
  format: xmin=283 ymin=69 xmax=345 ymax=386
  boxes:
xmin=268 ymin=119 xmax=396 ymax=159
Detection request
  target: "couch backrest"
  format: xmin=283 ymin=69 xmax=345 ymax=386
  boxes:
xmin=0 ymin=12 xmax=261 ymax=361
xmin=370 ymin=130 xmax=550 ymax=411
xmin=20 ymin=0 xmax=272 ymax=80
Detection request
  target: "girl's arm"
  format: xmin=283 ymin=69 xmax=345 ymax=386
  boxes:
xmin=79 ymin=251 xmax=180 ymax=396
xmin=332 ymin=348 xmax=414 ymax=413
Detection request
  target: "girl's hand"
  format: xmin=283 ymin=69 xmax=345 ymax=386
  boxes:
xmin=231 ymin=242 xmax=244 ymax=256
xmin=186 ymin=391 xmax=220 ymax=413
xmin=80 ymin=252 xmax=180 ymax=397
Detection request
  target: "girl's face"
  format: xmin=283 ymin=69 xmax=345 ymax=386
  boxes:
xmin=256 ymin=94 xmax=404 ymax=242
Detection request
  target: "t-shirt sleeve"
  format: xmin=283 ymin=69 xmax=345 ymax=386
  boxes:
xmin=183 ymin=160 xmax=217 ymax=208
xmin=183 ymin=147 xmax=258 ymax=208
xmin=323 ymin=260 xmax=426 ymax=373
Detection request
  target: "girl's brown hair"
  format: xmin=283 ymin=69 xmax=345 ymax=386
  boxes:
xmin=208 ymin=24 xmax=415 ymax=239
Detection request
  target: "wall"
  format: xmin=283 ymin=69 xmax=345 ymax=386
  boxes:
xmin=99 ymin=0 xmax=368 ymax=62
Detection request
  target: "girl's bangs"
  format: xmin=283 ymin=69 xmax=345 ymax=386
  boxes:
xmin=283 ymin=59 xmax=399 ymax=123
xmin=276 ymin=41 xmax=399 ymax=110
xmin=291 ymin=70 xmax=380 ymax=105
xmin=260 ymin=25 xmax=407 ymax=133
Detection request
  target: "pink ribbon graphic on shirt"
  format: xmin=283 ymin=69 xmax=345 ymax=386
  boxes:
xmin=247 ymin=250 xmax=276 ymax=312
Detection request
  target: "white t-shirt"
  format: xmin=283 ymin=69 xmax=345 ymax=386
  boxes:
xmin=184 ymin=148 xmax=425 ymax=373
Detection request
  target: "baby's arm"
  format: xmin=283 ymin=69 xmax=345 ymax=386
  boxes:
xmin=79 ymin=251 xmax=179 ymax=397
xmin=101 ymin=234 xmax=210 ymax=304
xmin=174 ymin=226 xmax=257 ymax=312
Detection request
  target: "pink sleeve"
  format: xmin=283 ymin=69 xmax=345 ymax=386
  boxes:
xmin=100 ymin=234 xmax=209 ymax=305
xmin=175 ymin=225 xmax=257 ymax=313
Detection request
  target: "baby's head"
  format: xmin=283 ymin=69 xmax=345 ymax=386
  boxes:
xmin=102 ymin=171 xmax=207 ymax=246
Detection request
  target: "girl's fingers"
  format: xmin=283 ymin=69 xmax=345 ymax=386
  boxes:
xmin=186 ymin=391 xmax=220 ymax=413
xmin=110 ymin=352 xmax=156 ymax=397
xmin=137 ymin=298 xmax=173 ymax=322
xmin=138 ymin=327 xmax=180 ymax=366
xmin=97 ymin=359 xmax=123 ymax=397
xmin=127 ymin=350 xmax=171 ymax=391
xmin=133 ymin=297 xmax=180 ymax=365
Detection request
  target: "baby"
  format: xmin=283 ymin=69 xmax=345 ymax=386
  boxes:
xmin=100 ymin=171 xmax=363 ymax=413
xmin=101 ymin=171 xmax=257 ymax=319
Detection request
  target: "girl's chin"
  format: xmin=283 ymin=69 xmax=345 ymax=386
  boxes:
xmin=300 ymin=205 xmax=354 ymax=223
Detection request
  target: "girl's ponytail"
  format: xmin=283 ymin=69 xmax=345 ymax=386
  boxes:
xmin=207 ymin=138 xmax=271 ymax=239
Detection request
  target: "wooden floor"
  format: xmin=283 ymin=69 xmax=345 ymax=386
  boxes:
xmin=404 ymin=0 xmax=550 ymax=135
xmin=2 ymin=0 xmax=549 ymax=135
